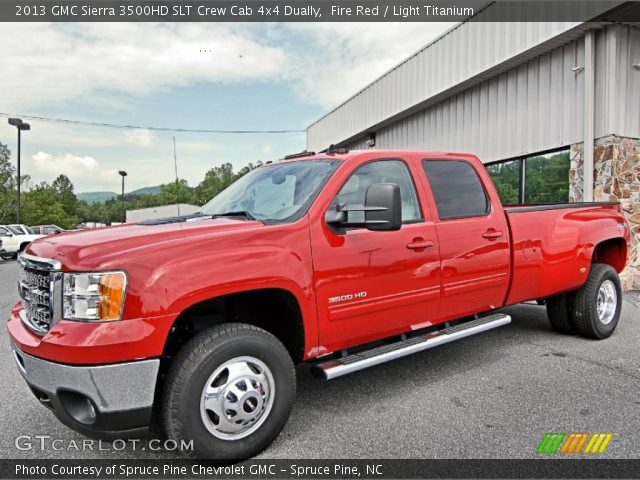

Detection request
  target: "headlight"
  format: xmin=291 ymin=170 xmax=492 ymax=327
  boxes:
xmin=63 ymin=272 xmax=127 ymax=322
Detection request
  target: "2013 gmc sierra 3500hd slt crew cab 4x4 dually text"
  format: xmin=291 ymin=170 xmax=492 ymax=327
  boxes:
xmin=7 ymin=150 xmax=630 ymax=460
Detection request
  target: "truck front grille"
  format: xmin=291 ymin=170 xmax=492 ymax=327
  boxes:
xmin=18 ymin=254 xmax=62 ymax=335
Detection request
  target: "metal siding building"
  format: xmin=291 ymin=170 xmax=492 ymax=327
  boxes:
xmin=307 ymin=7 xmax=640 ymax=289
xmin=308 ymin=24 xmax=638 ymax=158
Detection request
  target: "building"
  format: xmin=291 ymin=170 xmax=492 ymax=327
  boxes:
xmin=126 ymin=204 xmax=200 ymax=223
xmin=307 ymin=5 xmax=640 ymax=290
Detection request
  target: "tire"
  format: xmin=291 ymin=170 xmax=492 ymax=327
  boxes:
xmin=163 ymin=323 xmax=296 ymax=460
xmin=572 ymin=263 xmax=622 ymax=339
xmin=546 ymin=294 xmax=576 ymax=334
xmin=0 ymin=250 xmax=13 ymax=261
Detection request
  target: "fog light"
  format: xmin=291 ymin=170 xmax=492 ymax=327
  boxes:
xmin=58 ymin=391 xmax=97 ymax=425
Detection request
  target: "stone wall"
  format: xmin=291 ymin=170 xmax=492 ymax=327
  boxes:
xmin=569 ymin=135 xmax=640 ymax=290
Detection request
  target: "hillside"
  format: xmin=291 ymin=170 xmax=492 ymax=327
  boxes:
xmin=77 ymin=185 xmax=161 ymax=203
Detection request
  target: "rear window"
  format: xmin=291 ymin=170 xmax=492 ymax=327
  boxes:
xmin=422 ymin=160 xmax=489 ymax=220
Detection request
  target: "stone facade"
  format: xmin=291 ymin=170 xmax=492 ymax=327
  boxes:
xmin=569 ymin=135 xmax=640 ymax=290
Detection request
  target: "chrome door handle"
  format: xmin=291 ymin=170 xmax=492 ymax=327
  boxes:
xmin=482 ymin=230 xmax=503 ymax=240
xmin=407 ymin=239 xmax=434 ymax=250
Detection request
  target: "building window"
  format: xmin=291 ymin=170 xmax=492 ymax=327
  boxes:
xmin=486 ymin=148 xmax=570 ymax=205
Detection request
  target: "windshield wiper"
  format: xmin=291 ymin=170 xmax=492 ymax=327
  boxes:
xmin=213 ymin=210 xmax=257 ymax=221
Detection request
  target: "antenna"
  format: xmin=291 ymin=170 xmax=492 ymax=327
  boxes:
xmin=173 ymin=136 xmax=181 ymax=216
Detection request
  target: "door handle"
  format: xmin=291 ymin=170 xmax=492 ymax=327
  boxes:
xmin=407 ymin=238 xmax=434 ymax=250
xmin=482 ymin=229 xmax=503 ymax=240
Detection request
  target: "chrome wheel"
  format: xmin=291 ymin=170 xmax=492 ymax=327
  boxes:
xmin=596 ymin=280 xmax=617 ymax=325
xmin=200 ymin=356 xmax=275 ymax=441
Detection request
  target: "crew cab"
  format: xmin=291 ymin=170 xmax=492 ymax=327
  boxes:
xmin=0 ymin=225 xmax=43 ymax=260
xmin=7 ymin=150 xmax=630 ymax=460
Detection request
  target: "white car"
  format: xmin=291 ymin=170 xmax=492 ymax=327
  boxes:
xmin=0 ymin=225 xmax=44 ymax=260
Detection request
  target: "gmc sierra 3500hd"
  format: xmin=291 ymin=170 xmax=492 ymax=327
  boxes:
xmin=8 ymin=149 xmax=630 ymax=460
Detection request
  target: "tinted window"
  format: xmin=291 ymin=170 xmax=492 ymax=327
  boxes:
xmin=0 ymin=227 xmax=10 ymax=237
xmin=422 ymin=160 xmax=489 ymax=220
xmin=335 ymin=160 xmax=421 ymax=223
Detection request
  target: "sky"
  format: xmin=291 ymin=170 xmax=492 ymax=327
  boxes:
xmin=0 ymin=22 xmax=454 ymax=194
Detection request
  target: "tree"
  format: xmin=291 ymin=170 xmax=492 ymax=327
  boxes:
xmin=51 ymin=174 xmax=78 ymax=217
xmin=0 ymin=141 xmax=16 ymax=223
xmin=195 ymin=163 xmax=236 ymax=205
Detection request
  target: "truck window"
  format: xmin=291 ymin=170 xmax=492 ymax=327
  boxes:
xmin=334 ymin=159 xmax=422 ymax=224
xmin=422 ymin=160 xmax=489 ymax=220
xmin=0 ymin=227 xmax=10 ymax=237
xmin=200 ymin=159 xmax=340 ymax=223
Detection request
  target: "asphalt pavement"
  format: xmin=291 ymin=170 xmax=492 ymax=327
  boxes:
xmin=0 ymin=258 xmax=639 ymax=459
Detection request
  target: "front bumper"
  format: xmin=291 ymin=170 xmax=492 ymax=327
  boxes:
xmin=11 ymin=344 xmax=159 ymax=439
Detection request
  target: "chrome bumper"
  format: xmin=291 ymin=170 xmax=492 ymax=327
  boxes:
xmin=12 ymin=345 xmax=159 ymax=437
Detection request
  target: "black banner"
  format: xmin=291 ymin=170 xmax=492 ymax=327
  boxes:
xmin=2 ymin=0 xmax=640 ymax=22
xmin=3 ymin=459 xmax=640 ymax=479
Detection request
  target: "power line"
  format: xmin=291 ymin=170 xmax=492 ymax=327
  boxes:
xmin=0 ymin=112 xmax=305 ymax=134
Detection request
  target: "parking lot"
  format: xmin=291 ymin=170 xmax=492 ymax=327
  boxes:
xmin=1 ymin=258 xmax=639 ymax=459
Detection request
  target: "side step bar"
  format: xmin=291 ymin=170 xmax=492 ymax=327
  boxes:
xmin=312 ymin=313 xmax=511 ymax=380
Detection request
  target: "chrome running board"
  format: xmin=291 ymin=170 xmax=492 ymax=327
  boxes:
xmin=312 ymin=313 xmax=511 ymax=380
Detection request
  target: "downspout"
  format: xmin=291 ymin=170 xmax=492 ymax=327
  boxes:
xmin=582 ymin=29 xmax=595 ymax=202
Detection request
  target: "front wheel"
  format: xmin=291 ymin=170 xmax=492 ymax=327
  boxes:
xmin=572 ymin=263 xmax=622 ymax=339
xmin=162 ymin=323 xmax=296 ymax=460
xmin=0 ymin=250 xmax=13 ymax=260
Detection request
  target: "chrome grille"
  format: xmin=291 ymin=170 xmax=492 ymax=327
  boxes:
xmin=18 ymin=254 xmax=62 ymax=335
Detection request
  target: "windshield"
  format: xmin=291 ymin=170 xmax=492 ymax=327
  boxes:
xmin=200 ymin=160 xmax=339 ymax=222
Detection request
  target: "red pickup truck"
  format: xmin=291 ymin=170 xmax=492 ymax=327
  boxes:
xmin=8 ymin=150 xmax=630 ymax=460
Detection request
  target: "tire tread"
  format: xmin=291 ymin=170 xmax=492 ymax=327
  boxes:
xmin=161 ymin=323 xmax=295 ymax=459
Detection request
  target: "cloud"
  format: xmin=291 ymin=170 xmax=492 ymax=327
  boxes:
xmin=0 ymin=22 xmax=455 ymax=113
xmin=280 ymin=23 xmax=456 ymax=108
xmin=0 ymin=23 xmax=287 ymax=111
xmin=29 ymin=151 xmax=118 ymax=191
xmin=124 ymin=129 xmax=154 ymax=146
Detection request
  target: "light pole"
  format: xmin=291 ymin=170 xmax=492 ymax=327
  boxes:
xmin=8 ymin=118 xmax=30 ymax=224
xmin=118 ymin=170 xmax=127 ymax=223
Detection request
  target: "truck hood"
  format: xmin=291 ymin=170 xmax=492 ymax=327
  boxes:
xmin=27 ymin=216 xmax=264 ymax=270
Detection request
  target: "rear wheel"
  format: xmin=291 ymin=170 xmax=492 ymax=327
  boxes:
xmin=546 ymin=294 xmax=576 ymax=334
xmin=163 ymin=323 xmax=295 ymax=460
xmin=0 ymin=250 xmax=13 ymax=260
xmin=572 ymin=263 xmax=622 ymax=339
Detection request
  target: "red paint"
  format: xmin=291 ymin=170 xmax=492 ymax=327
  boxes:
xmin=8 ymin=151 xmax=630 ymax=364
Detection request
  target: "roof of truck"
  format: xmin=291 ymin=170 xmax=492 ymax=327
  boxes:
xmin=279 ymin=149 xmax=480 ymax=164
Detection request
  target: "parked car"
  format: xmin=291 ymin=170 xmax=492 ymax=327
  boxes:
xmin=0 ymin=225 xmax=44 ymax=260
xmin=9 ymin=224 xmax=35 ymax=235
xmin=30 ymin=224 xmax=65 ymax=236
xmin=7 ymin=150 xmax=630 ymax=460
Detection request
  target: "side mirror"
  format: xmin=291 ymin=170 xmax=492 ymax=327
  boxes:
xmin=364 ymin=183 xmax=402 ymax=231
xmin=325 ymin=183 xmax=402 ymax=232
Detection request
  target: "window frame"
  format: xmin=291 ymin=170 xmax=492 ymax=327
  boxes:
xmin=330 ymin=157 xmax=424 ymax=227
xmin=421 ymin=158 xmax=491 ymax=221
xmin=485 ymin=146 xmax=571 ymax=206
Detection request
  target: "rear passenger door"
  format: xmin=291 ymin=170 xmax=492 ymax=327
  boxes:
xmin=421 ymin=159 xmax=510 ymax=321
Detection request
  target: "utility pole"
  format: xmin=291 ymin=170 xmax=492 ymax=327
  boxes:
xmin=118 ymin=170 xmax=127 ymax=223
xmin=8 ymin=118 xmax=31 ymax=224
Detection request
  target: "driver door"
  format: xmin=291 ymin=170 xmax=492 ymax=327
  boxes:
xmin=310 ymin=158 xmax=441 ymax=354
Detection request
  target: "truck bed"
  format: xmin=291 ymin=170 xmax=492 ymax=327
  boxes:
xmin=503 ymin=201 xmax=625 ymax=305
xmin=504 ymin=201 xmax=620 ymax=214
